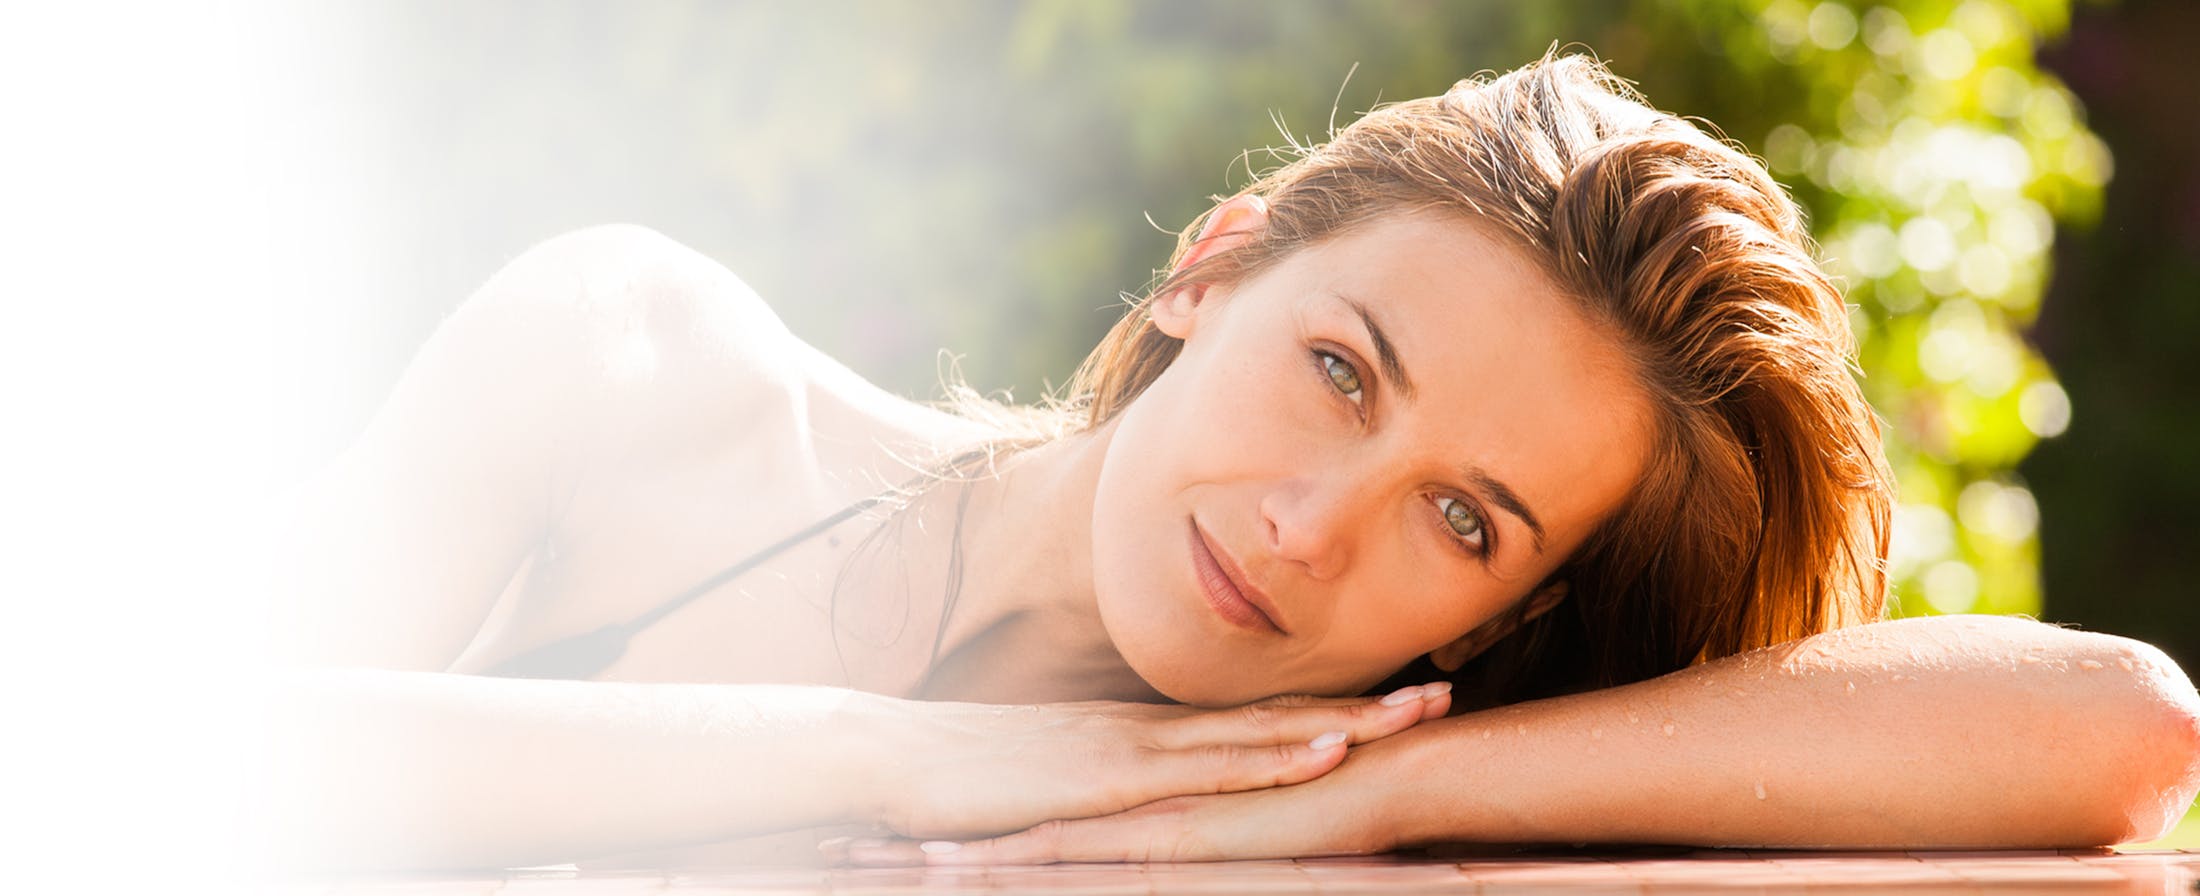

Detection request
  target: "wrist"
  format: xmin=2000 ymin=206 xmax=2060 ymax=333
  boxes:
xmin=1379 ymin=715 xmax=1502 ymax=847
xmin=830 ymin=689 xmax=909 ymax=827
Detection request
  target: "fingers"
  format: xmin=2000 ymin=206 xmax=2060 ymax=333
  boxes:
xmin=840 ymin=815 xmax=1150 ymax=866
xmin=875 ymin=797 xmax=1267 ymax=866
xmin=1180 ymin=727 xmax=1354 ymax=794
xmin=1151 ymin=681 xmax=1453 ymax=750
xmin=1419 ymin=682 xmax=1453 ymax=721
xmin=827 ymin=836 xmax=929 ymax=867
xmin=925 ymin=818 xmax=1083 ymax=865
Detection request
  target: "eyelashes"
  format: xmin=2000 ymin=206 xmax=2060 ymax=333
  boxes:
xmin=1308 ymin=347 xmax=1493 ymax=559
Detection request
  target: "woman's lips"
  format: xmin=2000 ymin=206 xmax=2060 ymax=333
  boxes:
xmin=1189 ymin=519 xmax=1287 ymax=635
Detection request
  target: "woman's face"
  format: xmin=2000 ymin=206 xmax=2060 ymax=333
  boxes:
xmin=1090 ymin=209 xmax=1653 ymax=705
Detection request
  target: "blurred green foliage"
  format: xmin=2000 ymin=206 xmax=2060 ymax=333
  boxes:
xmin=335 ymin=0 xmax=2108 ymax=623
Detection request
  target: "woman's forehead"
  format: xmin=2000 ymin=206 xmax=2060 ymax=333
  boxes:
xmin=1292 ymin=210 xmax=1553 ymax=295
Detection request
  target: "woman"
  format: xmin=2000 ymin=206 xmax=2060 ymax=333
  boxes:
xmin=268 ymin=54 xmax=2200 ymax=871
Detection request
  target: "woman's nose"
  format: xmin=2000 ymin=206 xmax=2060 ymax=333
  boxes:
xmin=1259 ymin=477 xmax=1360 ymax=582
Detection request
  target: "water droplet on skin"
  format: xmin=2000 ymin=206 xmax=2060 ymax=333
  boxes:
xmin=2078 ymin=659 xmax=2104 ymax=671
xmin=1625 ymin=711 xmax=1639 ymax=725
xmin=1591 ymin=727 xmax=1604 ymax=740
xmin=2021 ymin=655 xmax=2042 ymax=664
xmin=1754 ymin=781 xmax=1768 ymax=801
xmin=1662 ymin=721 xmax=1677 ymax=736
xmin=1516 ymin=723 xmax=1528 ymax=736
xmin=1482 ymin=729 xmax=1492 ymax=739
xmin=1890 ymin=674 xmax=1906 ymax=682
xmin=1845 ymin=681 xmax=1856 ymax=694
xmin=2119 ymin=658 xmax=2135 ymax=671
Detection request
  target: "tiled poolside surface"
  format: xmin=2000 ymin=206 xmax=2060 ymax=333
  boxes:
xmin=282 ymin=847 xmax=2200 ymax=893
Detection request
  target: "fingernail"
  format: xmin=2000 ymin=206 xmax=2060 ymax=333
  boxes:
xmin=1380 ymin=685 xmax=1422 ymax=706
xmin=920 ymin=840 xmax=963 ymax=855
xmin=1423 ymin=681 xmax=1453 ymax=697
xmin=1309 ymin=730 xmax=1349 ymax=750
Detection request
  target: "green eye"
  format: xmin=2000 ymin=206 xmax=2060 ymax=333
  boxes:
xmin=1440 ymin=496 xmax=1486 ymax=545
xmin=1321 ymin=352 xmax=1362 ymax=400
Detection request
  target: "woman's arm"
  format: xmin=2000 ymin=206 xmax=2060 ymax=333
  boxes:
xmin=874 ymin=614 xmax=2200 ymax=863
xmin=262 ymin=667 xmax=1454 ymax=871
xmin=265 ymin=670 xmax=873 ymax=870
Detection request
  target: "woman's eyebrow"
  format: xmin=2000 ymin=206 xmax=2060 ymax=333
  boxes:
xmin=1336 ymin=293 xmax=1416 ymax=402
xmin=1463 ymin=463 xmax=1548 ymax=556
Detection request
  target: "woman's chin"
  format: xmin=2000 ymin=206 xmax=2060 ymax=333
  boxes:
xmin=1120 ymin=657 xmax=1339 ymax=707
xmin=1110 ymin=645 xmax=1259 ymax=707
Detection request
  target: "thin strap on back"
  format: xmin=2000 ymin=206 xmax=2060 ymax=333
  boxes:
xmin=479 ymin=450 xmax=987 ymax=680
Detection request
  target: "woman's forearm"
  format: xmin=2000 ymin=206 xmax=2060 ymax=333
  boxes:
xmin=260 ymin=667 xmax=1448 ymax=872
xmin=263 ymin=668 xmax=881 ymax=871
xmin=1392 ymin=614 xmax=2200 ymax=849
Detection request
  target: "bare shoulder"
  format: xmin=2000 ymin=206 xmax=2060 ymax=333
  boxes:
xmin=499 ymin=223 xmax=791 ymax=346
xmin=499 ymin=224 xmax=985 ymax=451
xmin=275 ymin=224 xmax=816 ymax=671
xmin=423 ymin=223 xmax=842 ymax=479
xmin=474 ymin=223 xmax=801 ymax=405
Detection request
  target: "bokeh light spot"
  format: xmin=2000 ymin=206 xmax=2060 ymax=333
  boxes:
xmin=1959 ymin=479 xmax=2040 ymax=543
xmin=1862 ymin=6 xmax=1912 ymax=57
xmin=1764 ymin=123 xmax=1815 ymax=174
xmin=2062 ymin=133 xmax=2114 ymax=186
xmin=1917 ymin=28 xmax=1977 ymax=82
xmin=1809 ymin=2 xmax=1860 ymax=50
xmin=1923 ymin=560 xmax=1981 ymax=614
xmin=1844 ymin=222 xmax=1903 ymax=279
xmin=2018 ymin=380 xmax=2072 ymax=438
xmin=1900 ymin=216 xmax=1957 ymax=272
xmin=1891 ymin=502 xmax=1957 ymax=580
xmin=1957 ymin=244 xmax=2013 ymax=299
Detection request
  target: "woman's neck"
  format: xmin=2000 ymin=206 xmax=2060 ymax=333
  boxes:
xmin=913 ymin=419 xmax=1167 ymax=704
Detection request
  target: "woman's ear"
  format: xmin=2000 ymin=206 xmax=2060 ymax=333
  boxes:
xmin=1428 ymin=580 xmax=1568 ymax=673
xmin=1151 ymin=194 xmax=1269 ymax=340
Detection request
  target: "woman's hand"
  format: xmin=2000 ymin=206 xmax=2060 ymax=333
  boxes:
xmin=834 ymin=719 xmax=1431 ymax=866
xmin=846 ymin=682 xmax=1450 ymax=843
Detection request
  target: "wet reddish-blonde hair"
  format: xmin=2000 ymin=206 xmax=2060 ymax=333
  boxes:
xmin=1059 ymin=52 xmax=1893 ymax=707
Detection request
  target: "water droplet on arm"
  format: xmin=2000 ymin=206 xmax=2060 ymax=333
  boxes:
xmin=2078 ymin=659 xmax=2104 ymax=670
xmin=1661 ymin=721 xmax=1677 ymax=736
xmin=1754 ymin=781 xmax=1768 ymax=801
